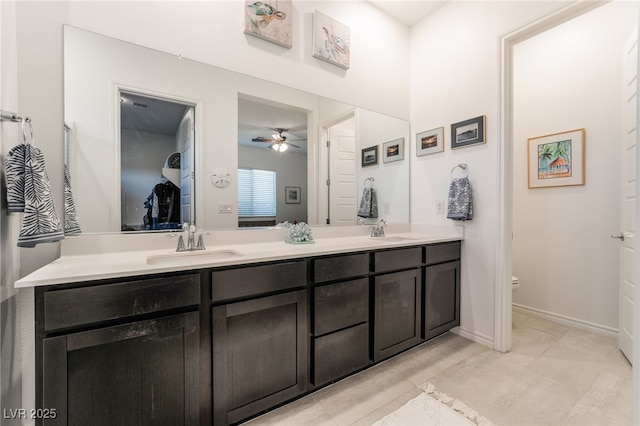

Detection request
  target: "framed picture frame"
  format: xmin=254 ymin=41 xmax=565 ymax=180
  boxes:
xmin=383 ymin=138 xmax=404 ymax=163
xmin=528 ymin=128 xmax=585 ymax=189
xmin=361 ymin=145 xmax=378 ymax=167
xmin=312 ymin=10 xmax=351 ymax=70
xmin=416 ymin=127 xmax=444 ymax=156
xmin=451 ymin=115 xmax=486 ymax=149
xmin=285 ymin=186 xmax=301 ymax=203
xmin=244 ymin=0 xmax=292 ymax=48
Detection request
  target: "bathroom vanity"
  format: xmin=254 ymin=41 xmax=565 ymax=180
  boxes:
xmin=18 ymin=228 xmax=461 ymax=426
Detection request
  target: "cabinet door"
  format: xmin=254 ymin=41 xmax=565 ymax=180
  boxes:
xmin=42 ymin=312 xmax=199 ymax=426
xmin=425 ymin=260 xmax=461 ymax=339
xmin=212 ymin=290 xmax=308 ymax=425
xmin=374 ymin=269 xmax=422 ymax=362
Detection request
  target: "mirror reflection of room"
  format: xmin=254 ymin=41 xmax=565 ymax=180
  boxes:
xmin=237 ymin=95 xmax=308 ymax=228
xmin=120 ymin=91 xmax=195 ymax=231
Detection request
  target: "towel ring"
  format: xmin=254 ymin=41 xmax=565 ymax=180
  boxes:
xmin=451 ymin=163 xmax=469 ymax=179
xmin=21 ymin=118 xmax=34 ymax=146
xmin=364 ymin=177 xmax=375 ymax=187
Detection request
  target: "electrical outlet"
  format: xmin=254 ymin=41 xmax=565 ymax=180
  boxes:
xmin=436 ymin=200 xmax=445 ymax=214
xmin=218 ymin=204 xmax=233 ymax=214
xmin=383 ymin=202 xmax=391 ymax=214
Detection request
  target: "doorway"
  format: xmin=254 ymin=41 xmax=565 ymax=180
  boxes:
xmin=119 ymin=90 xmax=195 ymax=231
xmin=324 ymin=111 xmax=357 ymax=225
xmin=497 ymin=2 xmax=639 ymax=422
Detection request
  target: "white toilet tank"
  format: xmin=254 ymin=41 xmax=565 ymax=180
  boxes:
xmin=512 ymin=276 xmax=520 ymax=290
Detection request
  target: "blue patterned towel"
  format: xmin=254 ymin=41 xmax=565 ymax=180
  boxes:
xmin=447 ymin=177 xmax=473 ymax=221
xmin=357 ymin=187 xmax=378 ymax=219
xmin=5 ymin=144 xmax=64 ymax=247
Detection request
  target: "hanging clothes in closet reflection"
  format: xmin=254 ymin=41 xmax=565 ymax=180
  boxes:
xmin=144 ymin=152 xmax=182 ymax=230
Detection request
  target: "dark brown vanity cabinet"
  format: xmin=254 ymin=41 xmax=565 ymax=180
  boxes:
xmin=37 ymin=274 xmax=201 ymax=426
xmin=34 ymin=240 xmax=462 ymax=426
xmin=424 ymin=242 xmax=461 ymax=339
xmin=373 ymin=248 xmax=423 ymax=362
xmin=312 ymin=253 xmax=370 ymax=386
xmin=211 ymin=261 xmax=308 ymax=426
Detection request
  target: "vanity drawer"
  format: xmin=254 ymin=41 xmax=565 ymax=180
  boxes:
xmin=425 ymin=242 xmax=461 ymax=265
xmin=313 ymin=253 xmax=369 ymax=283
xmin=44 ymin=274 xmax=200 ymax=332
xmin=314 ymin=323 xmax=369 ymax=386
xmin=374 ymin=247 xmax=422 ymax=273
xmin=314 ymin=278 xmax=369 ymax=335
xmin=211 ymin=261 xmax=307 ymax=303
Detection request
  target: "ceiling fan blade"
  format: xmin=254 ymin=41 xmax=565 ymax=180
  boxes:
xmin=286 ymin=142 xmax=302 ymax=149
xmin=252 ymin=137 xmax=276 ymax=143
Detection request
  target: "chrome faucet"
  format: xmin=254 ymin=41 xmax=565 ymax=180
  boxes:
xmin=370 ymin=219 xmax=387 ymax=237
xmin=176 ymin=222 xmax=207 ymax=251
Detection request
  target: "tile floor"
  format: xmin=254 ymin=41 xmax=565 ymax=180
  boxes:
xmin=244 ymin=310 xmax=633 ymax=425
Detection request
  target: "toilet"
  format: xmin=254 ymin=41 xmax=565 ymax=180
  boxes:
xmin=512 ymin=276 xmax=520 ymax=290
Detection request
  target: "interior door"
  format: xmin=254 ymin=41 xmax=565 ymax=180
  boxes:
xmin=178 ymin=106 xmax=195 ymax=224
xmin=328 ymin=116 xmax=357 ymax=225
xmin=617 ymin=26 xmax=638 ymax=363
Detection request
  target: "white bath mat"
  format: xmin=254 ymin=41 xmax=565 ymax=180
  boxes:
xmin=372 ymin=383 xmax=493 ymax=426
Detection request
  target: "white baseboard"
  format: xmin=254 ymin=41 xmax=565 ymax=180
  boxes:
xmin=450 ymin=326 xmax=495 ymax=349
xmin=513 ymin=304 xmax=618 ymax=338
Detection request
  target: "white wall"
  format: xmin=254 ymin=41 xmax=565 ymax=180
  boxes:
xmin=512 ymin=1 xmax=636 ymax=331
xmin=239 ymin=145 xmax=308 ymax=224
xmin=410 ymin=0 xmax=639 ymax=344
xmin=410 ymin=1 xmax=581 ymax=345
xmin=1 ymin=1 xmax=35 ymax=423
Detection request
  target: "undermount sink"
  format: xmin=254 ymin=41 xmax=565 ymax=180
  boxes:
xmin=146 ymin=249 xmax=243 ymax=265
xmin=370 ymin=236 xmax=417 ymax=243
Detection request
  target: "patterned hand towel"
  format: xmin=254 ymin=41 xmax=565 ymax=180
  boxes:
xmin=5 ymin=144 xmax=64 ymax=247
xmin=357 ymin=187 xmax=379 ymax=219
xmin=63 ymin=164 xmax=81 ymax=234
xmin=447 ymin=177 xmax=473 ymax=221
xmin=5 ymin=144 xmax=27 ymax=212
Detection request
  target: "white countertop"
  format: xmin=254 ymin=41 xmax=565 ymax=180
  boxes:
xmin=15 ymin=224 xmax=463 ymax=288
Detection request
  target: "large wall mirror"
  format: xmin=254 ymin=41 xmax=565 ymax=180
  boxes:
xmin=64 ymin=25 xmax=410 ymax=234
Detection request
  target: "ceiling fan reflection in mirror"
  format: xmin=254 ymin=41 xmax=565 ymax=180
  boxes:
xmin=251 ymin=128 xmax=305 ymax=152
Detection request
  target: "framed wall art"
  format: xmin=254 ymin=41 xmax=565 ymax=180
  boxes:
xmin=416 ymin=127 xmax=444 ymax=156
xmin=244 ymin=0 xmax=292 ymax=48
xmin=528 ymin=128 xmax=585 ymax=189
xmin=312 ymin=10 xmax=351 ymax=69
xmin=383 ymin=138 xmax=404 ymax=163
xmin=451 ymin=115 xmax=485 ymax=149
xmin=285 ymin=186 xmax=301 ymax=203
xmin=361 ymin=145 xmax=378 ymax=167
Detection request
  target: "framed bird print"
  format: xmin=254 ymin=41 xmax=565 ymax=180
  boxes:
xmin=244 ymin=0 xmax=292 ymax=48
xmin=312 ymin=10 xmax=351 ymax=69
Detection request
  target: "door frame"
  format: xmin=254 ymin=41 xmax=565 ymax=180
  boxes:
xmin=496 ymin=2 xmax=639 ymax=422
xmin=319 ymin=109 xmax=357 ymax=225
xmin=114 ymin=85 xmax=200 ymax=231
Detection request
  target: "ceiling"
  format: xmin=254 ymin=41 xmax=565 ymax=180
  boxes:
xmin=238 ymin=96 xmax=308 ymax=153
xmin=367 ymin=0 xmax=447 ymax=27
